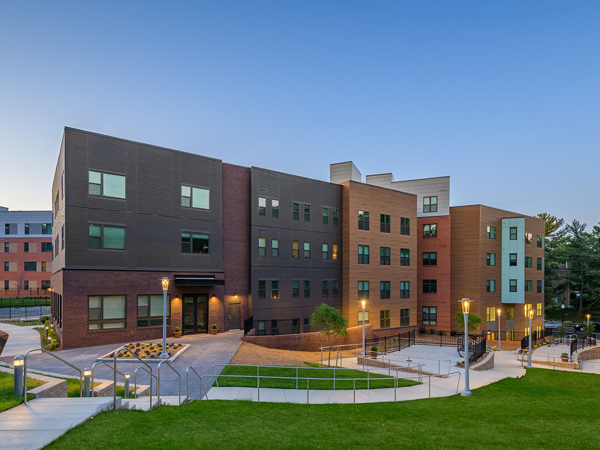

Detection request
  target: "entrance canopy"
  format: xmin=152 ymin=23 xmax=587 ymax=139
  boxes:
xmin=173 ymin=275 xmax=225 ymax=287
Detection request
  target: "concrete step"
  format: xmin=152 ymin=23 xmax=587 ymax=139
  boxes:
xmin=126 ymin=398 xmax=160 ymax=411
xmin=157 ymin=395 xmax=187 ymax=406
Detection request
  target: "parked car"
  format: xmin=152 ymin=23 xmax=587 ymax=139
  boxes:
xmin=573 ymin=323 xmax=585 ymax=331
xmin=544 ymin=321 xmax=563 ymax=329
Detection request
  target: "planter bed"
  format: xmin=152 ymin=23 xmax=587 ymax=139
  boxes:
xmin=98 ymin=341 xmax=189 ymax=363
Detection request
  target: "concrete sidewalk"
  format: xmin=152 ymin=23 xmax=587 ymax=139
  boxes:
xmin=0 ymin=323 xmax=42 ymax=358
xmin=0 ymin=397 xmax=115 ymax=450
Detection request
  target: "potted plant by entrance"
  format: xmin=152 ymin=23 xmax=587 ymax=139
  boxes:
xmin=370 ymin=346 xmax=378 ymax=359
xmin=210 ymin=324 xmax=218 ymax=335
xmin=173 ymin=327 xmax=182 ymax=338
xmin=561 ymin=352 xmax=569 ymax=363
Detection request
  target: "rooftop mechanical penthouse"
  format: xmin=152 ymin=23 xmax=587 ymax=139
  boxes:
xmin=50 ymin=128 xmax=544 ymax=349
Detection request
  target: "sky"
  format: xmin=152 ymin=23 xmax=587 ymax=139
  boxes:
xmin=1 ymin=1 xmax=599 ymax=227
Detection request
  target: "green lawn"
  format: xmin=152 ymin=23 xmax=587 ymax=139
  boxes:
xmin=0 ymin=371 xmax=44 ymax=412
xmin=0 ymin=318 xmax=47 ymax=326
xmin=46 ymin=369 xmax=600 ymax=449
xmin=216 ymin=363 xmax=419 ymax=390
xmin=0 ymin=298 xmax=50 ymax=308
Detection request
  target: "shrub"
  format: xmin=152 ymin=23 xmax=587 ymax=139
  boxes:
xmin=211 ymin=323 xmax=218 ymax=330
xmin=371 ymin=346 xmax=378 ymax=352
xmin=450 ymin=330 xmax=457 ymax=337
xmin=174 ymin=327 xmax=181 ymax=332
xmin=428 ymin=328 xmax=436 ymax=334
xmin=419 ymin=326 xmax=426 ymax=334
xmin=438 ymin=330 xmax=445 ymax=336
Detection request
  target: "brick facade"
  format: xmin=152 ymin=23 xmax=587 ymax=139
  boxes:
xmin=1 ymin=237 xmax=52 ymax=298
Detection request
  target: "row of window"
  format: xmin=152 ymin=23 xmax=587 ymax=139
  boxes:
xmin=486 ymin=279 xmax=544 ymax=293
xmin=358 ymin=308 xmax=411 ymax=328
xmin=4 ymin=223 xmax=52 ymax=235
xmin=3 ymin=262 xmax=48 ymax=272
xmin=487 ymin=225 xmax=544 ymax=248
xmin=3 ymin=280 xmax=51 ymax=290
xmin=258 ymin=198 xmax=340 ymax=225
xmin=258 ymin=239 xmax=339 ymax=260
xmin=485 ymin=303 xmax=543 ymax=321
xmin=2 ymin=242 xmax=52 ymax=253
xmin=357 ymin=212 xmax=412 ymax=235
xmin=257 ymin=280 xmax=340 ymax=299
xmin=486 ymin=253 xmax=543 ymax=269
xmin=357 ymin=246 xmax=414 ymax=266
xmin=88 ymin=295 xmax=170 ymax=330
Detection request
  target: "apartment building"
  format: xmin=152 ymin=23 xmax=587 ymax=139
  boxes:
xmin=1 ymin=207 xmax=52 ymax=298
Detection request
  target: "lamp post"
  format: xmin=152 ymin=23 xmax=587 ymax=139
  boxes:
xmin=586 ymin=314 xmax=591 ymax=328
xmin=527 ymin=308 xmax=535 ymax=368
xmin=561 ymin=303 xmax=565 ymax=329
xmin=160 ymin=277 xmax=169 ymax=359
xmin=460 ymin=298 xmax=472 ymax=397
xmin=497 ymin=308 xmax=502 ymax=351
xmin=361 ymin=300 xmax=366 ymax=357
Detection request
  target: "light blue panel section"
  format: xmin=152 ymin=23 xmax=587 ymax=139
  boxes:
xmin=501 ymin=217 xmax=525 ymax=303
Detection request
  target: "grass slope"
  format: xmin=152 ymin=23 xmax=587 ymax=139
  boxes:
xmin=0 ymin=371 xmax=43 ymax=412
xmin=216 ymin=364 xmax=419 ymax=389
xmin=46 ymin=369 xmax=600 ymax=450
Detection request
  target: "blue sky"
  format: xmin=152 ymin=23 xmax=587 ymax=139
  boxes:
xmin=1 ymin=1 xmax=598 ymax=227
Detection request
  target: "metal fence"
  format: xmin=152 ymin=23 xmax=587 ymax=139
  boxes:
xmin=254 ymin=318 xmax=314 ymax=336
xmin=415 ymin=331 xmax=485 ymax=347
xmin=244 ymin=315 xmax=253 ymax=335
xmin=367 ymin=330 xmax=416 ymax=354
xmin=0 ymin=305 xmax=50 ymax=320
xmin=456 ymin=335 xmax=487 ymax=363
xmin=570 ymin=336 xmax=597 ymax=355
xmin=0 ymin=298 xmax=50 ymax=307
xmin=520 ymin=329 xmax=553 ymax=350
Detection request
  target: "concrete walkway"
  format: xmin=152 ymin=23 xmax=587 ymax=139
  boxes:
xmin=0 ymin=323 xmax=42 ymax=358
xmin=0 ymin=397 xmax=114 ymax=450
xmin=206 ymin=349 xmax=526 ymax=404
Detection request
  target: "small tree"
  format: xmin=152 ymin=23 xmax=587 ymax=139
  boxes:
xmin=455 ymin=312 xmax=482 ymax=333
xmin=583 ymin=321 xmax=595 ymax=337
xmin=311 ymin=303 xmax=348 ymax=366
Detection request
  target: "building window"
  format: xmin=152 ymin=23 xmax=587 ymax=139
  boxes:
xmin=537 ymin=234 xmax=544 ymax=248
xmin=24 ymin=243 xmax=29 ymax=253
xmin=24 ymin=280 xmax=29 ymax=290
xmin=510 ymin=227 xmax=517 ymax=240
xmin=332 ymin=244 xmax=338 ymax=261
xmin=304 ymin=204 xmax=311 ymax=222
xmin=61 ymin=225 xmax=65 ymax=249
xmin=290 ymin=280 xmax=299 ymax=298
xmin=537 ymin=280 xmax=543 ymax=293
xmin=181 ymin=185 xmax=209 ymax=209
xmin=333 ymin=209 xmax=339 ymax=226
xmin=303 ymin=242 xmax=311 ymax=259
xmin=304 ymin=281 xmax=310 ymax=298
xmin=322 ymin=281 xmax=329 ymax=298
xmin=293 ymin=203 xmax=299 ymax=221
xmin=88 ymin=295 xmax=126 ymax=330
xmin=537 ymin=303 xmax=543 ymax=316
xmin=332 ymin=280 xmax=339 ymax=297
xmin=380 ymin=281 xmax=390 ymax=299
xmin=42 ymin=242 xmax=52 ymax=252
xmin=486 ymin=307 xmax=496 ymax=322
xmin=271 ymin=199 xmax=279 ymax=218
xmin=41 ymin=280 xmax=50 ymax=290
xmin=292 ymin=240 xmax=299 ymax=258
xmin=510 ymin=279 xmax=517 ymax=292
xmin=423 ymin=196 xmax=438 ymax=213
xmin=423 ymin=252 xmax=437 ymax=266
xmin=525 ymin=233 xmax=533 ymax=244
xmin=258 ymin=281 xmax=266 ymax=299
xmin=380 ymin=247 xmax=390 ymax=265
xmin=258 ymin=197 xmax=266 ymax=216
xmin=42 ymin=223 xmax=52 ymax=235
xmin=271 ymin=239 xmax=279 ymax=257
xmin=4 ymin=280 xmax=9 ymax=290
xmin=525 ymin=257 xmax=532 ymax=268
xmin=537 ymin=257 xmax=543 ymax=270
xmin=358 ymin=245 xmax=369 ymax=264
xmin=358 ymin=210 xmax=369 ymax=230
xmin=486 ymin=280 xmax=496 ymax=292
xmin=358 ymin=281 xmax=369 ymax=300
xmin=258 ymin=238 xmax=266 ymax=257
xmin=423 ymin=279 xmax=437 ymax=293
xmin=395 ymin=308 xmax=408 ymax=327
xmin=506 ymin=305 xmax=515 ymax=320
xmin=181 ymin=232 xmax=209 ymax=254
xmin=486 ymin=253 xmax=496 ymax=266
xmin=271 ymin=281 xmax=279 ymax=299
xmin=89 ymin=171 xmax=126 ymax=199
xmin=400 ymin=248 xmax=410 ymax=266
xmin=3 ymin=243 xmax=8 ymax=253
xmin=3 ymin=262 xmax=8 ymax=271
xmin=380 ymin=214 xmax=390 ymax=233
xmin=380 ymin=310 xmax=391 ymax=328
xmin=303 ymin=318 xmax=311 ymax=333
xmin=322 ymin=208 xmax=329 ymax=224
xmin=400 ymin=281 xmax=410 ymax=298
xmin=487 ymin=226 xmax=496 ymax=239
xmin=137 ymin=295 xmax=171 ymax=327
xmin=401 ymin=217 xmax=410 ymax=235
xmin=358 ymin=310 xmax=369 ymax=325
xmin=24 ymin=224 xmax=30 ymax=235
xmin=41 ymin=262 xmax=47 ymax=272
xmin=24 ymin=262 xmax=37 ymax=271
xmin=322 ymin=243 xmax=329 ymax=260
xmin=55 ymin=236 xmax=58 ymax=257
xmin=89 ymin=224 xmax=126 ymax=250
xmin=423 ymin=307 xmax=437 ymax=325
xmin=510 ymin=253 xmax=517 ymax=266
xmin=423 ymin=224 xmax=437 ymax=238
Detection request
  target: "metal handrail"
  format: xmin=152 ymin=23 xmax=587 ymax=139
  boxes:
xmin=91 ymin=361 xmax=125 ymax=397
xmin=157 ymin=360 xmax=182 ymax=406
xmin=112 ymin=345 xmax=154 ymax=410
xmin=23 ymin=347 xmax=83 ymax=405
xmin=186 ymin=367 xmax=202 ymax=401
xmin=134 ymin=366 xmax=157 ymax=405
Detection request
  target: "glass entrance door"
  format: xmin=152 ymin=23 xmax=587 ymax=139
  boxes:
xmin=183 ymin=294 xmax=208 ymax=334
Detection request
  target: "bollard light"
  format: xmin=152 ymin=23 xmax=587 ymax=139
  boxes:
xmin=13 ymin=355 xmax=24 ymax=397
xmin=124 ymin=372 xmax=131 ymax=398
xmin=83 ymin=368 xmax=92 ymax=397
xmin=47 ymin=336 xmax=52 ymax=347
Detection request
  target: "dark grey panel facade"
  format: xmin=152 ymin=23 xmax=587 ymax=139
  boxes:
xmin=62 ymin=128 xmax=223 ymax=271
xmin=250 ymin=167 xmax=343 ymax=323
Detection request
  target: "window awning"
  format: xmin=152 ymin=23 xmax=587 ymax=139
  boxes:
xmin=174 ymin=275 xmax=225 ymax=287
